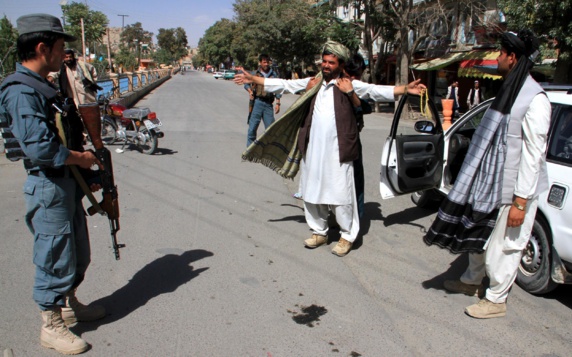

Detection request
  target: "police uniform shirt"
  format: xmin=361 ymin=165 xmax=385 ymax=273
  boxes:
xmin=0 ymin=63 xmax=70 ymax=171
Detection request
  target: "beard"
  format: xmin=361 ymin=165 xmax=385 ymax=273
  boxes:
xmin=322 ymin=67 xmax=341 ymax=82
xmin=64 ymin=58 xmax=76 ymax=68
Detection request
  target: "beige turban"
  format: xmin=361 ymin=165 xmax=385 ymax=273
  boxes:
xmin=322 ymin=40 xmax=351 ymax=63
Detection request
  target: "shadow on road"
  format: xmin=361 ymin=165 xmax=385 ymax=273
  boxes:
xmin=269 ymin=203 xmax=305 ymax=224
xmin=422 ymin=254 xmax=471 ymax=293
xmin=73 ymin=249 xmax=214 ymax=333
xmin=542 ymin=284 xmax=572 ymax=310
xmin=423 ymin=254 xmax=572 ymax=311
xmin=382 ymin=205 xmax=436 ymax=232
xmin=153 ymin=148 xmax=178 ymax=155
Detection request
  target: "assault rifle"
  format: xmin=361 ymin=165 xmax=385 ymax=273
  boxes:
xmin=247 ymin=98 xmax=254 ymax=124
xmin=78 ymin=103 xmax=124 ymax=260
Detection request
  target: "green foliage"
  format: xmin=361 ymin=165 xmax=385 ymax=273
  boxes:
xmin=196 ymin=0 xmax=359 ymax=74
xmin=114 ymin=45 xmax=138 ymax=72
xmin=235 ymin=0 xmax=334 ymax=68
xmin=121 ymin=22 xmax=153 ymax=50
xmin=157 ymin=27 xmax=188 ymax=61
xmin=61 ymin=1 xmax=109 ymax=50
xmin=498 ymin=0 xmax=572 ymax=83
xmin=498 ymin=0 xmax=572 ymax=53
xmin=0 ymin=15 xmax=18 ymax=80
xmin=198 ymin=19 xmax=237 ymax=68
xmin=151 ymin=48 xmax=175 ymax=66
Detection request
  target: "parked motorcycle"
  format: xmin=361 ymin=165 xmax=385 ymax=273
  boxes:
xmin=98 ymin=87 xmax=164 ymax=155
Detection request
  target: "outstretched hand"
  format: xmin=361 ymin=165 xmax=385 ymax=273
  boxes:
xmin=233 ymin=67 xmax=252 ymax=85
xmin=406 ymin=79 xmax=426 ymax=96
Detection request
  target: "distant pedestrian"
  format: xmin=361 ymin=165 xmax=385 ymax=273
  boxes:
xmin=446 ymin=80 xmax=460 ymax=117
xmin=466 ymin=80 xmax=483 ymax=109
xmin=244 ymin=54 xmax=281 ymax=146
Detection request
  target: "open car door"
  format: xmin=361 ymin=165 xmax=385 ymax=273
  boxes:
xmin=380 ymin=94 xmax=444 ymax=199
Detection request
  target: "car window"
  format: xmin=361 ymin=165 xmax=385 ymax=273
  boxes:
xmin=457 ymin=105 xmax=488 ymax=131
xmin=395 ymin=95 xmax=438 ymax=136
xmin=547 ymin=103 xmax=572 ymax=165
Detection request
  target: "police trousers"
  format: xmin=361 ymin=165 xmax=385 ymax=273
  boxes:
xmin=23 ymin=175 xmax=91 ymax=310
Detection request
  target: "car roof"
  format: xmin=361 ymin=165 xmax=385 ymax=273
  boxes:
xmin=546 ymin=90 xmax=572 ymax=106
xmin=541 ymin=84 xmax=572 ymax=93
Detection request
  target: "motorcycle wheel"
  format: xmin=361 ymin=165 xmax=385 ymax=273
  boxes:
xmin=137 ymin=126 xmax=158 ymax=155
xmin=101 ymin=117 xmax=118 ymax=145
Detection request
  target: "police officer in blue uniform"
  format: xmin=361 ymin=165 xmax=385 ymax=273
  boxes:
xmin=0 ymin=14 xmax=105 ymax=354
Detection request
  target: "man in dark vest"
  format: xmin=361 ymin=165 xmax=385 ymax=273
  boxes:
xmin=234 ymin=41 xmax=424 ymax=257
xmin=446 ymin=80 xmax=460 ymax=117
xmin=466 ymin=80 xmax=483 ymax=109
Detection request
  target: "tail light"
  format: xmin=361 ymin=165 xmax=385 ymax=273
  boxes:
xmin=148 ymin=112 xmax=157 ymax=119
xmin=135 ymin=121 xmax=141 ymax=127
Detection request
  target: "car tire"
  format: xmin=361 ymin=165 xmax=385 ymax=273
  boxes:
xmin=411 ymin=189 xmax=442 ymax=209
xmin=516 ymin=216 xmax=558 ymax=295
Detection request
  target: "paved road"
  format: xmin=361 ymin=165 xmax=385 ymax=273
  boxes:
xmin=1 ymin=70 xmax=570 ymax=356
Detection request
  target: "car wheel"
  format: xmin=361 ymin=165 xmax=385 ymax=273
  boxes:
xmin=516 ymin=217 xmax=558 ymax=295
xmin=411 ymin=189 xmax=442 ymax=209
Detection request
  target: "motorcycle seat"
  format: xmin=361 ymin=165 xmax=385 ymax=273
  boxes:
xmin=123 ymin=107 xmax=151 ymax=119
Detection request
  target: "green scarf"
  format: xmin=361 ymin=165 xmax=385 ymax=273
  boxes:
xmin=241 ymin=72 xmax=324 ymax=179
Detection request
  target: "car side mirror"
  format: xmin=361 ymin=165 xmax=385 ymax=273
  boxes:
xmin=414 ymin=120 xmax=435 ymax=134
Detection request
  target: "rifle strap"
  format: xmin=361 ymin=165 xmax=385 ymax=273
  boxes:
xmin=55 ymin=112 xmax=104 ymax=215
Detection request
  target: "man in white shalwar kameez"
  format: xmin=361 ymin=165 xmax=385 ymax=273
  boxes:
xmin=235 ymin=41 xmax=425 ymax=256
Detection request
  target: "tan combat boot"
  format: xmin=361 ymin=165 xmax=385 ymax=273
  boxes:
xmin=465 ymin=298 xmax=507 ymax=319
xmin=41 ymin=307 xmax=89 ymax=355
xmin=443 ymin=280 xmax=485 ymax=297
xmin=304 ymin=234 xmax=328 ymax=248
xmin=331 ymin=238 xmax=352 ymax=257
xmin=61 ymin=289 xmax=106 ymax=327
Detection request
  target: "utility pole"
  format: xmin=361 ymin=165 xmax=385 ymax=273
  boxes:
xmin=107 ymin=28 xmax=113 ymax=73
xmin=81 ymin=18 xmax=86 ymax=60
xmin=117 ymin=14 xmax=129 ymax=29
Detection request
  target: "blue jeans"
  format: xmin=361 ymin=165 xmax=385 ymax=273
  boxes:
xmin=247 ymin=99 xmax=275 ymax=146
xmin=24 ymin=175 xmax=91 ymax=310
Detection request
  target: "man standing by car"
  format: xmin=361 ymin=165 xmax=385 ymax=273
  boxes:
xmin=244 ymin=54 xmax=281 ymax=146
xmin=0 ymin=14 xmax=105 ymax=354
xmin=424 ymin=30 xmax=551 ymax=319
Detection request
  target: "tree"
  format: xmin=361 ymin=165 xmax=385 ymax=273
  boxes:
xmin=121 ymin=22 xmax=153 ymax=51
xmin=157 ymin=27 xmax=188 ymax=62
xmin=373 ymin=0 xmax=486 ymax=86
xmin=114 ymin=45 xmax=138 ymax=72
xmin=151 ymin=48 xmax=174 ymax=66
xmin=61 ymin=1 xmax=109 ymax=57
xmin=232 ymin=0 xmax=336 ymax=72
xmin=498 ymin=0 xmax=572 ymax=83
xmin=198 ymin=19 xmax=237 ymax=68
xmin=0 ymin=15 xmax=18 ymax=80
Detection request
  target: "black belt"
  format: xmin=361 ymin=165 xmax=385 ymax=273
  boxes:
xmin=28 ymin=167 xmax=69 ymax=178
xmin=256 ymin=96 xmax=275 ymax=104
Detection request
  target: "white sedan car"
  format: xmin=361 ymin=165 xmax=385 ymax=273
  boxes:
xmin=379 ymin=88 xmax=572 ymax=295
